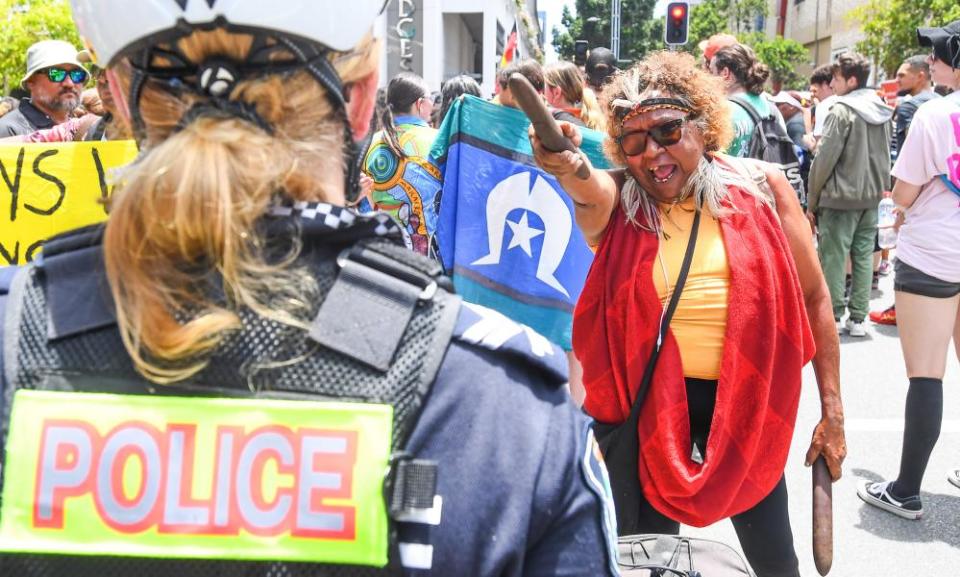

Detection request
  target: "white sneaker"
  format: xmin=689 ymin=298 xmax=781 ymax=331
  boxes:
xmin=857 ymin=480 xmax=923 ymax=520
xmin=845 ymin=318 xmax=866 ymax=337
xmin=836 ymin=319 xmax=844 ymax=335
xmin=948 ymin=468 xmax=960 ymax=490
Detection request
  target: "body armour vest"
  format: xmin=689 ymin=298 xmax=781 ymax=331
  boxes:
xmin=0 ymin=202 xmax=460 ymax=576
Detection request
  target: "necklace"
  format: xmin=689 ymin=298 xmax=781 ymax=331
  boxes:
xmin=659 ymin=196 xmax=694 ymax=241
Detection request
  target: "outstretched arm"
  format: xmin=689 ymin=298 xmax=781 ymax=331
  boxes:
xmin=765 ymin=164 xmax=846 ymax=481
xmin=528 ymin=121 xmax=620 ymax=246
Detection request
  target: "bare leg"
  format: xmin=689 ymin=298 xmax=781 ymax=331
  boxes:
xmin=954 ymin=302 xmax=960 ymax=363
xmin=895 ymin=291 xmax=959 ymax=379
xmin=886 ymin=291 xmax=958 ymax=497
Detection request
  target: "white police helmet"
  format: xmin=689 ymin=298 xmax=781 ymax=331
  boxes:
xmin=70 ymin=0 xmax=387 ymax=66
xmin=68 ymin=0 xmax=388 ymax=201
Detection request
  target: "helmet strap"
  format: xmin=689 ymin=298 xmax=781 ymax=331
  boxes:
xmin=123 ymin=30 xmax=363 ymax=201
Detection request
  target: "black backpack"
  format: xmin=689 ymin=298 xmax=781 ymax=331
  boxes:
xmin=729 ymin=94 xmax=806 ymax=206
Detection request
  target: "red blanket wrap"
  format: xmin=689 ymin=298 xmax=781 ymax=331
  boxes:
xmin=574 ymin=176 xmax=816 ymax=527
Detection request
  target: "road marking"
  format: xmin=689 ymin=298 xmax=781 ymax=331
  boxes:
xmin=845 ymin=418 xmax=960 ymax=433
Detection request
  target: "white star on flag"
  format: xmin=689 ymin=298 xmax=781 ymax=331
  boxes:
xmin=506 ymin=212 xmax=544 ymax=257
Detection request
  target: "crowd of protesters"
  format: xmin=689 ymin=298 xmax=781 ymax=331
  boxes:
xmin=1 ymin=11 xmax=959 ymax=576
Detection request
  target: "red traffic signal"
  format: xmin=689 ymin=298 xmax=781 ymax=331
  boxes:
xmin=665 ymin=2 xmax=690 ymax=46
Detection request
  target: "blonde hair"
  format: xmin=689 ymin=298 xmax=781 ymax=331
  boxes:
xmin=104 ymin=29 xmax=379 ymax=383
xmin=544 ymin=61 xmax=606 ymax=131
xmin=580 ymin=86 xmax=606 ymax=132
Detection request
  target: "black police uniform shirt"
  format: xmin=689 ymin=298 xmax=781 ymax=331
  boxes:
xmin=0 ymin=218 xmax=619 ymax=577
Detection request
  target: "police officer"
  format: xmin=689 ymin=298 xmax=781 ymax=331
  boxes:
xmin=0 ymin=2 xmax=619 ymax=575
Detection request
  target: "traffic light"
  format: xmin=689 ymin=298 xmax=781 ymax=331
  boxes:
xmin=574 ymin=40 xmax=589 ymax=66
xmin=664 ymin=2 xmax=689 ymax=46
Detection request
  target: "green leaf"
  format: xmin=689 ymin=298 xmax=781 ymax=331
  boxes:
xmin=0 ymin=0 xmax=83 ymax=94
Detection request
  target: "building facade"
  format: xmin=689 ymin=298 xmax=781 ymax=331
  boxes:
xmin=376 ymin=0 xmax=542 ymax=97
xmin=765 ymin=0 xmax=873 ymax=79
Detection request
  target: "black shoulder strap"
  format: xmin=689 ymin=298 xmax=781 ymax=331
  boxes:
xmin=625 ymin=208 xmax=701 ymax=423
xmin=309 ymin=239 xmax=456 ymax=373
xmin=728 ymin=93 xmax=766 ymax=124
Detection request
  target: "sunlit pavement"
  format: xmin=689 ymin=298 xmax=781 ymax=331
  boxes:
xmin=683 ymin=259 xmax=960 ymax=575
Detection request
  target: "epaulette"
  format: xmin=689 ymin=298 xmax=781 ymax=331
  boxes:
xmin=30 ymin=224 xmax=116 ymax=341
xmin=452 ymin=302 xmax=568 ymax=386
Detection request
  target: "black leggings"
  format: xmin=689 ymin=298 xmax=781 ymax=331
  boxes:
xmin=632 ymin=378 xmax=801 ymax=577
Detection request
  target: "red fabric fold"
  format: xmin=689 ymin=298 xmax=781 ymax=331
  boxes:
xmin=574 ymin=168 xmax=816 ymax=527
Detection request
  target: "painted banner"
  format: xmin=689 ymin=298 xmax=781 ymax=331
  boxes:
xmin=0 ymin=390 xmax=393 ymax=566
xmin=432 ymin=95 xmax=611 ymax=350
xmin=0 ymin=140 xmax=138 ymax=266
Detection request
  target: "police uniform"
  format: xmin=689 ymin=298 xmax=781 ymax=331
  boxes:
xmin=0 ymin=204 xmax=619 ymax=576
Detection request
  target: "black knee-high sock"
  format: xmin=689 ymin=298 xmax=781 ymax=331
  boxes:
xmin=892 ymin=377 xmax=943 ymax=498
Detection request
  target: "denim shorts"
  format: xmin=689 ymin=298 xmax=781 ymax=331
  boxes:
xmin=894 ymin=259 xmax=960 ymax=298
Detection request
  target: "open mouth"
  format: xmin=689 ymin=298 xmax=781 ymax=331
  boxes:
xmin=649 ymin=164 xmax=678 ymax=184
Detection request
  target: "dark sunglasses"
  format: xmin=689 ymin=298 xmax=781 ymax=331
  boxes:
xmin=617 ymin=117 xmax=687 ymax=156
xmin=45 ymin=67 xmax=88 ymax=84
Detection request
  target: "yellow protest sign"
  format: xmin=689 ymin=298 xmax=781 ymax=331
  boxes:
xmin=0 ymin=140 xmax=138 ymax=266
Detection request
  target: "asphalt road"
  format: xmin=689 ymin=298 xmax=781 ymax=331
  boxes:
xmin=681 ymin=265 xmax=960 ymax=575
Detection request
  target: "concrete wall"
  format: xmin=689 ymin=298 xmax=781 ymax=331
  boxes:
xmin=767 ymin=0 xmax=875 ymax=81
xmin=442 ymin=13 xmax=477 ymax=80
xmin=377 ymin=0 xmax=538 ymax=98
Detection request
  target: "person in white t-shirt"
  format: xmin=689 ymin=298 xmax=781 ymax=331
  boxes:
xmin=857 ymin=19 xmax=960 ymax=520
xmin=808 ymin=63 xmax=838 ymax=151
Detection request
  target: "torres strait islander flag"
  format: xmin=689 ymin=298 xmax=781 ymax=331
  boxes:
xmin=432 ymin=95 xmax=611 ymax=350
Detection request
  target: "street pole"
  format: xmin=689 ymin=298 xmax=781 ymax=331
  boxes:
xmin=813 ymin=0 xmax=821 ymax=65
xmin=611 ymin=0 xmax=621 ymax=60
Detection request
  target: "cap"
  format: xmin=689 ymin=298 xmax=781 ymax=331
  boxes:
xmin=21 ymin=40 xmax=87 ymax=89
xmin=703 ymin=34 xmax=738 ymax=63
xmin=585 ymin=47 xmax=617 ymax=88
xmin=917 ymin=20 xmax=960 ymax=69
xmin=770 ymin=91 xmax=809 ymax=109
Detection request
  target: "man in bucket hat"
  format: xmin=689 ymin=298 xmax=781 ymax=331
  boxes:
xmin=0 ymin=40 xmax=88 ymax=137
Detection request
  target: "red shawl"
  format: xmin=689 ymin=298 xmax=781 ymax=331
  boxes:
xmin=574 ymin=169 xmax=816 ymax=527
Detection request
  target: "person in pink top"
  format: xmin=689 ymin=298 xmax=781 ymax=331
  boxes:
xmin=0 ymin=113 xmax=100 ymax=144
xmin=858 ymin=19 xmax=960 ymax=520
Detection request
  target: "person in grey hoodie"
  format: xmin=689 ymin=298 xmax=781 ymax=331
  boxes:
xmin=807 ymin=52 xmax=894 ymax=337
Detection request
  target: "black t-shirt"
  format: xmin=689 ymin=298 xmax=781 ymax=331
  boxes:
xmin=895 ymin=90 xmax=939 ymax=152
xmin=551 ymin=109 xmax=586 ymax=127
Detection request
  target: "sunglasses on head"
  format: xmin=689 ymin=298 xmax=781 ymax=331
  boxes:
xmin=45 ymin=67 xmax=88 ymax=84
xmin=617 ymin=117 xmax=687 ymax=156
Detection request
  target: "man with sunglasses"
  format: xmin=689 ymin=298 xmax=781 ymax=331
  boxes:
xmin=0 ymin=40 xmax=88 ymax=137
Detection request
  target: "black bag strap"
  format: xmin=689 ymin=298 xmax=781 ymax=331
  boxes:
xmin=623 ymin=208 xmax=701 ymax=425
xmin=728 ymin=94 xmax=773 ymax=146
xmin=728 ymin=93 xmax=766 ymax=124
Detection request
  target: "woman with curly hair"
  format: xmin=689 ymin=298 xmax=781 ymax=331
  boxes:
xmin=531 ymin=51 xmax=846 ymax=577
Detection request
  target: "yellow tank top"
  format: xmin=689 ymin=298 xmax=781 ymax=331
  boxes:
xmin=651 ymin=199 xmax=730 ymax=380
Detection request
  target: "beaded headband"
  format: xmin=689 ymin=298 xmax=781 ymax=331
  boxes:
xmin=612 ymin=97 xmax=695 ymax=123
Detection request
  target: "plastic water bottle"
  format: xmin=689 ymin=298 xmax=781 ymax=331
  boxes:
xmin=877 ymin=194 xmax=897 ymax=249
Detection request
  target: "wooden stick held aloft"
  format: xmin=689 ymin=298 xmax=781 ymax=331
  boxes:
xmin=508 ymin=73 xmax=590 ymax=180
xmin=812 ymin=456 xmax=833 ymax=575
